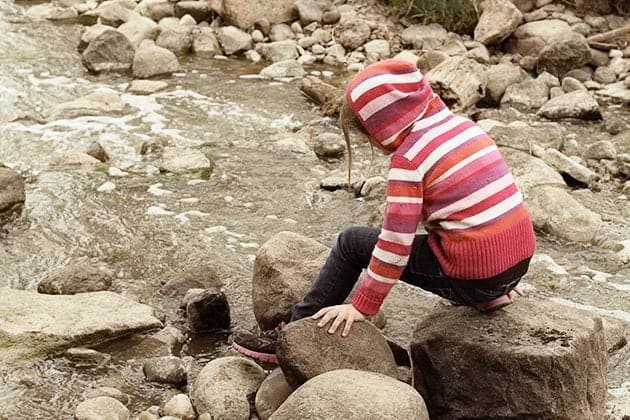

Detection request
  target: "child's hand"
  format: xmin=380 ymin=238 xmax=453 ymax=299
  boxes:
xmin=312 ymin=304 xmax=366 ymax=337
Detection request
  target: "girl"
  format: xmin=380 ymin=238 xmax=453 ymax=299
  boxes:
xmin=233 ymin=59 xmax=536 ymax=364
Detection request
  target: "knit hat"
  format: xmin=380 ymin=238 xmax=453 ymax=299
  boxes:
xmin=346 ymin=59 xmax=435 ymax=151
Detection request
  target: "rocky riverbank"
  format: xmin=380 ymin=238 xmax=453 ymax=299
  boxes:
xmin=0 ymin=0 xmax=629 ymax=418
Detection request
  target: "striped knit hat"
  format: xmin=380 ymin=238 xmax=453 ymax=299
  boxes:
xmin=346 ymin=59 xmax=435 ymax=151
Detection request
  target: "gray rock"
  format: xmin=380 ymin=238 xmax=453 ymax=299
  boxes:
xmin=401 ymin=23 xmax=448 ymax=50
xmin=561 ymin=76 xmax=586 ymax=92
xmin=426 ymin=57 xmax=487 ymax=110
xmin=222 ymin=0 xmax=296 ymax=30
xmin=127 ymin=80 xmax=169 ymax=95
xmin=255 ymin=368 xmax=293 ymax=420
xmin=363 ymin=39 xmax=391 ymax=62
xmin=136 ymin=0 xmax=175 ymax=21
xmin=411 ymin=299 xmax=607 ymax=418
xmin=0 ymin=165 xmax=25 ymax=224
xmin=117 ymin=15 xmax=159 ymax=48
xmin=509 ymin=19 xmax=570 ymax=57
xmin=537 ymin=90 xmax=602 ymax=120
xmin=464 ymin=46 xmax=491 ymax=64
xmin=143 ymin=356 xmax=187 ymax=385
xmin=474 ymin=0 xmax=522 ymax=45
xmin=312 ymin=132 xmax=345 ymax=161
xmin=270 ymin=369 xmax=428 ymax=420
xmin=590 ymin=48 xmax=610 ymax=68
xmin=501 ymin=78 xmax=549 ymax=111
xmin=501 ymin=149 xmax=566 ymax=193
xmin=216 ymin=25 xmax=252 ymax=55
xmin=84 ymin=387 xmax=129 ymax=405
xmin=524 ymin=9 xmax=548 ymax=22
xmin=75 ymin=396 xmax=130 ymax=420
xmin=38 ymin=262 xmax=113 ymax=295
xmin=185 ymin=288 xmax=231 ymax=333
xmin=48 ymin=89 xmax=131 ymax=120
xmin=64 ymin=347 xmax=112 ymax=367
xmin=156 ymin=27 xmax=193 ymax=55
xmin=252 ymin=231 xmax=328 ymax=330
xmin=563 ymin=67 xmax=592 ymax=82
xmin=191 ymin=356 xmax=266 ymax=419
xmin=593 ymin=66 xmax=617 ymax=84
xmin=159 ymin=147 xmax=213 ymax=175
xmin=160 ymin=264 xmax=222 ymax=297
xmin=536 ymin=71 xmax=560 ymax=88
xmin=133 ymin=40 xmax=181 ymax=78
xmin=259 ymin=59 xmax=305 ymax=79
xmin=537 ymin=31 xmax=592 ymax=77
xmin=80 ymin=24 xmax=114 ymax=46
xmin=294 ymin=0 xmax=322 ymax=25
xmin=277 ymin=318 xmax=399 ymax=388
xmin=259 ymin=40 xmax=298 ymax=62
xmin=609 ymin=57 xmax=630 ymax=76
xmin=596 ymin=81 xmax=630 ymax=104
xmin=312 ymin=28 xmax=331 ymax=44
xmin=191 ymin=27 xmax=222 ymax=56
xmin=360 ymin=176 xmax=386 ymax=199
xmin=484 ymin=63 xmax=526 ymax=103
xmin=82 ymin=29 xmax=135 ymax=73
xmin=338 ymin=19 xmax=371 ymax=50
xmin=549 ymin=86 xmax=564 ymax=98
xmin=162 ymin=394 xmax=196 ymax=420
xmin=174 ymin=1 xmax=210 ymax=22
xmin=540 ymin=148 xmax=599 ymax=185
xmin=489 ymin=121 xmax=564 ymax=150
xmin=269 ymin=23 xmax=295 ymax=42
xmin=584 ymin=140 xmax=617 ymax=160
xmin=322 ymin=7 xmax=340 ymax=24
xmin=417 ymin=50 xmax=449 ymax=74
xmin=86 ymin=2 xmax=136 ymax=27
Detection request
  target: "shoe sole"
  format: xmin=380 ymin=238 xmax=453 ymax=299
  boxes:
xmin=232 ymin=342 xmax=278 ymax=364
xmin=477 ymin=295 xmax=512 ymax=313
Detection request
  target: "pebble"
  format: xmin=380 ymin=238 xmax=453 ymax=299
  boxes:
xmin=97 ymin=181 xmax=116 ymax=192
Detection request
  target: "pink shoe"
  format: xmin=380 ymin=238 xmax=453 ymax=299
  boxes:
xmin=476 ymin=294 xmax=512 ymax=313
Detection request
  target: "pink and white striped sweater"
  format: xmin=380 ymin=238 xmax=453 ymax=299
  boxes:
xmin=347 ymin=59 xmax=537 ymax=316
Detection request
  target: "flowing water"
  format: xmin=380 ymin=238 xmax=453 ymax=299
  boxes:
xmin=0 ymin=0 xmax=629 ymax=418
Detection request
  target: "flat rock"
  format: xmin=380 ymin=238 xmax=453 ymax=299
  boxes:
xmin=0 ymin=289 xmax=161 ymax=364
xmin=127 ymin=80 xmax=168 ymax=95
xmin=537 ymin=90 xmax=602 ymax=120
xmin=48 ymin=89 xmax=133 ymax=120
xmin=159 ymin=147 xmax=213 ymax=176
xmin=222 ymin=0 xmax=296 ymax=30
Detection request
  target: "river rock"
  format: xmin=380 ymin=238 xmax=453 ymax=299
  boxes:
xmin=269 ymin=23 xmax=295 ymax=41
xmin=528 ymin=185 xmax=602 ymax=243
xmin=295 ymin=0 xmax=322 ymax=25
xmin=84 ymin=387 xmax=129 ymax=405
xmin=64 ymin=347 xmax=112 ymax=367
xmin=474 ymin=0 xmax=522 ymax=45
xmin=156 ymin=26 xmax=193 ymax=55
xmin=37 ymin=262 xmax=113 ymax=295
xmin=312 ymin=132 xmax=345 ymax=161
xmin=174 ymin=1 xmax=209 ymax=22
xmin=259 ymin=40 xmax=298 ymax=62
xmin=117 ymin=15 xmax=159 ymax=48
xmin=185 ymin=288 xmax=231 ymax=332
xmin=401 ymin=23 xmax=448 ymax=50
xmin=509 ymin=19 xmax=570 ymax=57
xmin=127 ymin=80 xmax=168 ymax=95
xmin=162 ymin=394 xmax=196 ymax=420
xmin=363 ymin=39 xmax=391 ymax=62
xmin=132 ymin=40 xmax=181 ymax=78
xmin=593 ymin=66 xmax=617 ymax=84
xmin=338 ymin=18 xmax=371 ymax=50
xmin=143 ymin=356 xmax=187 ymax=385
xmin=561 ymin=76 xmax=586 ymax=92
xmin=191 ymin=27 xmax=222 ymax=56
xmin=136 ymin=0 xmax=175 ymax=21
xmin=75 ymin=396 xmax=130 ymax=420
xmin=0 ymin=289 xmax=161 ymax=364
xmin=537 ymin=90 xmax=602 ymax=120
xmin=410 ymin=299 xmax=607 ymax=419
xmin=537 ymin=31 xmax=591 ymax=77
xmin=585 ymin=140 xmax=617 ymax=160
xmin=484 ymin=63 xmax=526 ymax=103
xmin=191 ymin=356 xmax=266 ymax=419
xmin=159 ymin=147 xmax=212 ymax=175
xmin=86 ymin=2 xmax=136 ymax=27
xmin=489 ymin=121 xmax=563 ymax=150
xmin=540 ymin=148 xmax=599 ymax=185
xmin=259 ymin=59 xmax=305 ymax=79
xmin=500 ymin=78 xmax=549 ymax=111
xmin=255 ymin=368 xmax=293 ymax=420
xmin=426 ymin=57 xmax=487 ymax=110
xmin=416 ymin=50 xmax=448 ymax=74
xmin=252 ymin=231 xmax=328 ymax=330
xmin=277 ymin=317 xmax=399 ymax=388
xmin=596 ymin=81 xmax=630 ymax=104
xmin=160 ymin=264 xmax=222 ymax=297
xmin=80 ymin=24 xmax=113 ymax=46
xmin=81 ymin=29 xmax=135 ymax=73
xmin=223 ymin=0 xmax=295 ymax=30
xmin=502 ymin=149 xmax=566 ymax=192
xmin=48 ymin=89 xmax=131 ymax=119
xmin=270 ymin=369 xmax=428 ymax=420
xmin=216 ymin=25 xmax=252 ymax=55
xmin=0 ymin=165 xmax=25 ymax=225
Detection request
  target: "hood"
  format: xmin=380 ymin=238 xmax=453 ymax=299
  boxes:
xmin=346 ymin=59 xmax=436 ymax=152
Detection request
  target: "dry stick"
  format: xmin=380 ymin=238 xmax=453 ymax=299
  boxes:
xmin=587 ymin=24 xmax=630 ymax=44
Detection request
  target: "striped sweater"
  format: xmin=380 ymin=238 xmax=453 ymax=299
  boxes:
xmin=347 ymin=60 xmax=537 ymax=316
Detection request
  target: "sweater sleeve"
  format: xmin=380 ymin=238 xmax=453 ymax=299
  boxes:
xmin=352 ymin=155 xmax=423 ymax=315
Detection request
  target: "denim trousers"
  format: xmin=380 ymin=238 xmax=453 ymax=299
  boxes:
xmin=291 ymin=226 xmax=529 ymax=321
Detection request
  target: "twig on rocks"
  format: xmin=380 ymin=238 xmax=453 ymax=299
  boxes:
xmin=587 ymin=24 xmax=630 ymax=44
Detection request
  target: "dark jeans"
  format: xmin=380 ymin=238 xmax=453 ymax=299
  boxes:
xmin=291 ymin=226 xmax=530 ymax=321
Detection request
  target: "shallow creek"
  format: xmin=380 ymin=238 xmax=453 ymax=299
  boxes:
xmin=0 ymin=0 xmax=629 ymax=418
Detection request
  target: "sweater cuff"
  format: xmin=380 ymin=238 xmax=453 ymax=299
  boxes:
xmin=351 ymin=290 xmax=384 ymax=316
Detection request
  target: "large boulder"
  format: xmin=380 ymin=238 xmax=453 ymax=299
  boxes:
xmin=216 ymin=25 xmax=252 ymax=55
xmin=0 ymin=165 xmax=25 ymax=225
xmin=0 ymin=289 xmax=162 ymax=364
xmin=191 ymin=356 xmax=266 ymax=419
xmin=222 ymin=0 xmax=296 ymax=30
xmin=401 ymin=23 xmax=448 ymax=50
xmin=258 ymin=40 xmax=298 ymax=62
xmin=500 ymin=78 xmax=549 ymax=111
xmin=488 ymin=121 xmax=564 ymax=150
xmin=426 ymin=57 xmax=487 ymax=110
xmin=337 ymin=18 xmax=371 ymax=50
xmin=276 ymin=318 xmax=398 ymax=388
xmin=474 ymin=0 xmax=522 ymax=45
xmin=537 ymin=90 xmax=602 ymax=120
xmin=270 ymin=369 xmax=429 ymax=420
xmin=156 ymin=26 xmax=194 ymax=55
xmin=37 ymin=263 xmax=113 ymax=295
xmin=411 ymin=299 xmax=608 ymax=419
xmin=255 ymin=368 xmax=293 ymax=420
xmin=117 ymin=15 xmax=159 ymax=48
xmin=484 ymin=63 xmax=527 ymax=103
xmin=132 ymin=40 xmax=181 ymax=78
xmin=81 ymin=29 xmax=135 ymax=73
xmin=536 ymin=31 xmax=592 ymax=77
xmin=508 ymin=19 xmax=570 ymax=57
xmin=252 ymin=231 xmax=328 ymax=331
